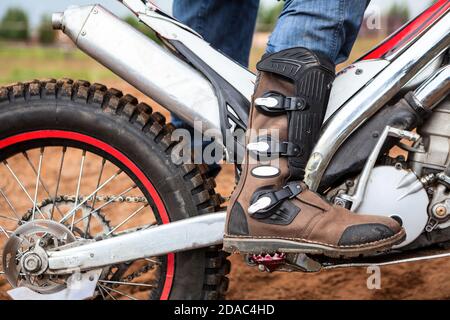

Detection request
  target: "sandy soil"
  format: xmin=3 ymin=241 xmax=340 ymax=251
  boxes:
xmin=0 ymin=81 xmax=449 ymax=300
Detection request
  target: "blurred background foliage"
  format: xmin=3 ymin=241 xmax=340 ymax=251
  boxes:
xmin=37 ymin=15 xmax=57 ymax=45
xmin=0 ymin=8 xmax=29 ymax=41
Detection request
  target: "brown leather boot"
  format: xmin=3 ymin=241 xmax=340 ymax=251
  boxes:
xmin=223 ymin=48 xmax=405 ymax=258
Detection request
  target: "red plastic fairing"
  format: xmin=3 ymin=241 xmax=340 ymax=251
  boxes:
xmin=361 ymin=0 xmax=450 ymax=60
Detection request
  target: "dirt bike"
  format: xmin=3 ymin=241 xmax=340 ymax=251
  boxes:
xmin=0 ymin=0 xmax=448 ymax=300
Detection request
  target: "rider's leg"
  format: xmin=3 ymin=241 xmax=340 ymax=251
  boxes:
xmin=171 ymin=0 xmax=260 ymax=177
xmin=267 ymin=0 xmax=371 ymax=64
xmin=173 ymin=0 xmax=260 ymax=67
xmin=224 ymin=0 xmax=406 ymax=257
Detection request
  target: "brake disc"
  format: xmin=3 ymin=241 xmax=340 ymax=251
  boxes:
xmin=3 ymin=196 xmax=157 ymax=298
xmin=2 ymin=220 xmax=76 ymax=294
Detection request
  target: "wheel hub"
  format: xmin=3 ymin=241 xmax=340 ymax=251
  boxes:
xmin=2 ymin=220 xmax=76 ymax=294
xmin=22 ymin=253 xmax=43 ymax=274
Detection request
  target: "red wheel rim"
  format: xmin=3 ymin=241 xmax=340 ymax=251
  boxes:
xmin=0 ymin=130 xmax=174 ymax=300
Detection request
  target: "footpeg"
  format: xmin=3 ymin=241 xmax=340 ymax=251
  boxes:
xmin=244 ymin=253 xmax=322 ymax=273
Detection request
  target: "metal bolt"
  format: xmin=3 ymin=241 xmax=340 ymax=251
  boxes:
xmin=335 ymin=200 xmax=344 ymax=207
xmin=355 ymin=68 xmax=363 ymax=75
xmin=23 ymin=254 xmax=42 ymax=273
xmin=90 ymin=253 xmax=94 ymax=258
xmin=435 ymin=205 xmax=447 ymax=218
xmin=89 ymin=275 xmax=95 ymax=281
xmin=81 ymin=31 xmax=86 ymax=36
xmin=93 ymin=9 xmax=98 ymax=14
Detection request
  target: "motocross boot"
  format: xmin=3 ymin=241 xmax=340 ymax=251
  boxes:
xmin=223 ymin=47 xmax=406 ymax=258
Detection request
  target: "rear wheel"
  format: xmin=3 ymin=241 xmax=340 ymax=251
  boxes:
xmin=0 ymin=79 xmax=230 ymax=300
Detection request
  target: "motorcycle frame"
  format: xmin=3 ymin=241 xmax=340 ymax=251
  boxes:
xmin=44 ymin=0 xmax=450 ymax=273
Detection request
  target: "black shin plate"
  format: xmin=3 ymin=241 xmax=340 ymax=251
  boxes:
xmin=257 ymin=47 xmax=336 ymax=180
xmin=256 ymin=47 xmax=335 ymax=83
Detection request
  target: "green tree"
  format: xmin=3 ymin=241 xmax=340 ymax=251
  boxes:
xmin=38 ymin=15 xmax=57 ymax=45
xmin=0 ymin=7 xmax=29 ymax=41
xmin=257 ymin=2 xmax=283 ymax=32
xmin=387 ymin=2 xmax=410 ymax=24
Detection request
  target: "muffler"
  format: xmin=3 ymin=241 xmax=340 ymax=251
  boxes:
xmin=52 ymin=5 xmax=222 ymax=135
xmin=412 ymin=64 xmax=449 ymax=110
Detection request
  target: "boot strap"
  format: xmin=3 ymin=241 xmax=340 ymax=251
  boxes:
xmin=247 ymin=138 xmax=302 ymax=158
xmin=248 ymin=181 xmax=303 ymax=217
xmin=256 ymin=48 xmax=336 ymax=181
xmin=255 ymin=94 xmax=307 ymax=115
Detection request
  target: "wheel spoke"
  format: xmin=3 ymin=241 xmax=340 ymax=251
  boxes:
xmin=31 ymin=148 xmax=44 ymax=220
xmin=0 ymin=225 xmax=11 ymax=238
xmin=84 ymin=158 xmax=106 ymax=236
xmin=106 ymin=204 xmax=148 ymax=236
xmin=72 ymin=185 xmax=136 ymax=226
xmin=98 ymin=284 xmax=138 ymax=300
xmin=98 ymin=284 xmax=117 ymax=300
xmin=99 ymin=279 xmax=155 ymax=288
xmin=1 ymin=141 xmax=163 ymax=300
xmin=0 ymin=187 xmax=20 ymax=220
xmin=145 ymin=258 xmax=162 ymax=266
xmin=97 ymin=285 xmax=107 ymax=300
xmin=0 ymin=214 xmax=23 ymax=223
xmin=59 ymin=169 xmax=123 ymax=224
xmin=51 ymin=147 xmax=67 ymax=219
xmin=69 ymin=150 xmax=87 ymax=231
xmin=23 ymin=150 xmax=65 ymax=219
xmin=3 ymin=160 xmax=45 ymax=219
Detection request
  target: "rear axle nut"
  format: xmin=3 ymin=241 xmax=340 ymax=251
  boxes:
xmin=22 ymin=253 xmax=42 ymax=273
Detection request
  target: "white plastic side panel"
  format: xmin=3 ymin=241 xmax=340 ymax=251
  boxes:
xmin=356 ymin=166 xmax=429 ymax=247
xmin=139 ymin=11 xmax=256 ymax=102
xmin=324 ymin=60 xmax=390 ymax=121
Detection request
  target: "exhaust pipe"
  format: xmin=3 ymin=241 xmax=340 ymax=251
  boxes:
xmin=52 ymin=5 xmax=222 ymax=136
xmin=412 ymin=65 xmax=450 ymax=110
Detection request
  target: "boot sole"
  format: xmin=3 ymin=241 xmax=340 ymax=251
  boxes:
xmin=223 ymin=228 xmax=406 ymax=258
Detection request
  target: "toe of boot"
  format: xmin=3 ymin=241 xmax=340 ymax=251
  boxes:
xmin=338 ymin=216 xmax=402 ymax=246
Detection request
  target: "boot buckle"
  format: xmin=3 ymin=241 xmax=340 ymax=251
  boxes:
xmin=248 ymin=196 xmax=273 ymax=214
xmin=254 ymin=97 xmax=279 ymax=108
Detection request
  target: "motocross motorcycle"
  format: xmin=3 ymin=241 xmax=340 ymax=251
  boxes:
xmin=0 ymin=0 xmax=448 ymax=300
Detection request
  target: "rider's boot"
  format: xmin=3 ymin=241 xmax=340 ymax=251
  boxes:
xmin=223 ymin=47 xmax=406 ymax=258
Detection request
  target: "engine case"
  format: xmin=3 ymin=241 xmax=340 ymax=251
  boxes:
xmin=411 ymin=98 xmax=450 ymax=175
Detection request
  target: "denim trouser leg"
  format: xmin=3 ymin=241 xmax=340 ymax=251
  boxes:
xmin=268 ymin=0 xmax=370 ymax=64
xmin=172 ymin=0 xmax=260 ymax=67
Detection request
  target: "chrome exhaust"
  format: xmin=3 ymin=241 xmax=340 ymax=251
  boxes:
xmin=52 ymin=5 xmax=222 ymax=136
xmin=412 ymin=65 xmax=449 ymax=110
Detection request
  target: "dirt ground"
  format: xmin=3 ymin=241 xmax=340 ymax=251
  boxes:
xmin=0 ymin=78 xmax=449 ymax=301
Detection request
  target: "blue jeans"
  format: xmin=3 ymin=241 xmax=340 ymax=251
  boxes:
xmin=173 ymin=0 xmax=370 ymax=65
